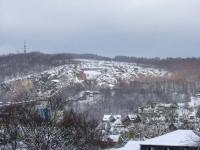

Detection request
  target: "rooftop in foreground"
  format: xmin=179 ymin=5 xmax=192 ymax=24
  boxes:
xmin=117 ymin=130 xmax=200 ymax=150
xmin=141 ymin=130 xmax=200 ymax=147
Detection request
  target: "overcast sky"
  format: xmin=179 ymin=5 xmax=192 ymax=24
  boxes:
xmin=0 ymin=0 xmax=200 ymax=57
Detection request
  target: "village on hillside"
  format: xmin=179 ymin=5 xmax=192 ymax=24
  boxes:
xmin=97 ymin=94 xmax=200 ymax=148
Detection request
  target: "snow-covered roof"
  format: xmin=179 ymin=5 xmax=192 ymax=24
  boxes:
xmin=36 ymin=104 xmax=47 ymax=109
xmin=195 ymin=93 xmax=200 ymax=97
xmin=157 ymin=103 xmax=172 ymax=108
xmin=84 ymin=70 xmax=101 ymax=80
xmin=51 ymin=79 xmax=60 ymax=83
xmin=190 ymin=96 xmax=200 ymax=107
xmin=127 ymin=114 xmax=138 ymax=120
xmin=103 ymin=115 xmax=114 ymax=121
xmin=117 ymin=141 xmax=141 ymax=150
xmin=108 ymin=134 xmax=121 ymax=142
xmin=103 ymin=115 xmax=121 ymax=122
xmin=112 ymin=119 xmax=122 ymax=126
xmin=114 ymin=130 xmax=200 ymax=150
xmin=141 ymin=130 xmax=200 ymax=147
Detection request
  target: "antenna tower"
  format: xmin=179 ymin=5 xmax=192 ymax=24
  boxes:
xmin=24 ymin=41 xmax=27 ymax=53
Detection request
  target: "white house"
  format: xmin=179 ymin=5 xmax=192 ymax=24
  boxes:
xmin=116 ymin=130 xmax=200 ymax=150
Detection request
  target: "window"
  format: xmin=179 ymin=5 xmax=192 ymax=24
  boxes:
xmin=146 ymin=147 xmax=151 ymax=150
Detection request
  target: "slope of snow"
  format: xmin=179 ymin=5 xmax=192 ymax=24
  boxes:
xmin=2 ymin=59 xmax=169 ymax=100
xmin=2 ymin=64 xmax=83 ymax=99
xmin=78 ymin=59 xmax=168 ymax=87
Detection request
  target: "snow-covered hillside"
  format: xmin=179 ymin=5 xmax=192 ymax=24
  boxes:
xmin=78 ymin=59 xmax=168 ymax=87
xmin=1 ymin=59 xmax=169 ymax=102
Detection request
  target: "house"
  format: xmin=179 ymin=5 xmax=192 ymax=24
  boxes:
xmin=107 ymin=134 xmax=123 ymax=146
xmin=103 ymin=115 xmax=116 ymax=122
xmin=141 ymin=130 xmax=200 ymax=150
xmin=190 ymin=95 xmax=200 ymax=107
xmin=103 ymin=114 xmax=122 ymax=122
xmin=100 ymin=114 xmax=127 ymax=144
xmin=117 ymin=130 xmax=200 ymax=150
xmin=122 ymin=114 xmax=141 ymax=126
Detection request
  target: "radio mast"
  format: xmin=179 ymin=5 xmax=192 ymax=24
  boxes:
xmin=24 ymin=41 xmax=27 ymax=53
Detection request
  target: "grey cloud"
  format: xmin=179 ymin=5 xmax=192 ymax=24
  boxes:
xmin=0 ymin=0 xmax=200 ymax=57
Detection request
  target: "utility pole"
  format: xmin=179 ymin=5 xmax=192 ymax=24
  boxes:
xmin=24 ymin=40 xmax=27 ymax=53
